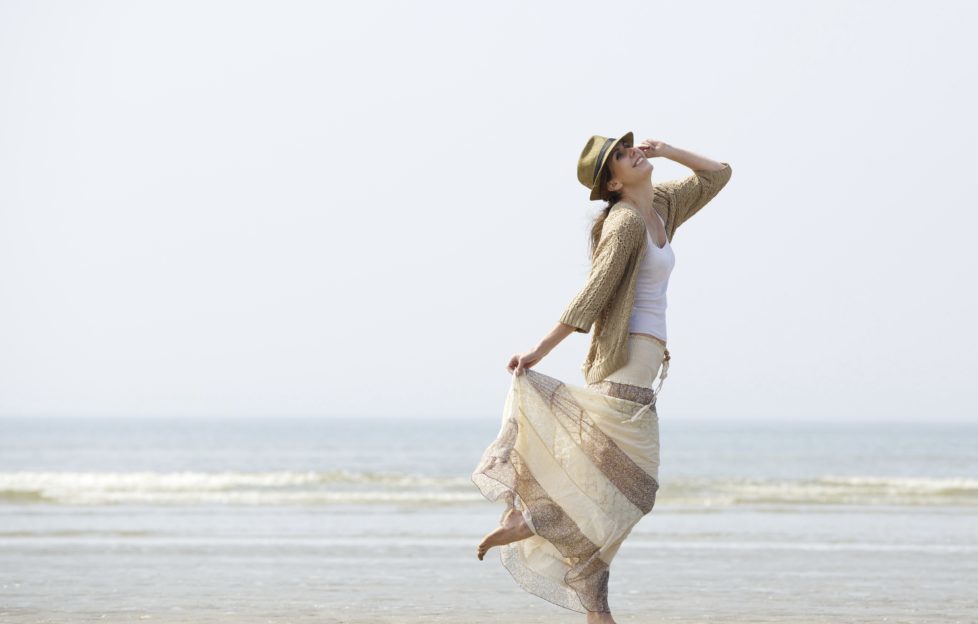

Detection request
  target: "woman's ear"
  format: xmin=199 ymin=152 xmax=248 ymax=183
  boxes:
xmin=607 ymin=178 xmax=622 ymax=193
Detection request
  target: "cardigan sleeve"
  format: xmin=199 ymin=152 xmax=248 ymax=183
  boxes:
xmin=558 ymin=212 xmax=643 ymax=334
xmin=656 ymin=162 xmax=732 ymax=230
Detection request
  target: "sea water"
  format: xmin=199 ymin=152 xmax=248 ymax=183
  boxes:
xmin=1 ymin=415 xmax=976 ymax=623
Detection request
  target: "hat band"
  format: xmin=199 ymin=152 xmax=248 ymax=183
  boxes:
xmin=592 ymin=138 xmax=615 ymax=185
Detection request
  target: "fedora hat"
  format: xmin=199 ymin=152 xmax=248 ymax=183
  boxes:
xmin=577 ymin=131 xmax=634 ymax=201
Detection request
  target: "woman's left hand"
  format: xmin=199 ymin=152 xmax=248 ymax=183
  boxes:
xmin=639 ymin=139 xmax=672 ymax=158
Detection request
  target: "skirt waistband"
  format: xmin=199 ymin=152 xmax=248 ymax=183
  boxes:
xmin=628 ymin=331 xmax=667 ymax=348
xmin=605 ymin=334 xmax=671 ymax=424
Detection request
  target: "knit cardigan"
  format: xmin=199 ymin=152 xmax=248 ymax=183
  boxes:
xmin=559 ymin=162 xmax=733 ymax=385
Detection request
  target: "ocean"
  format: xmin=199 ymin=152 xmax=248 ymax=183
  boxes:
xmin=1 ymin=415 xmax=976 ymax=623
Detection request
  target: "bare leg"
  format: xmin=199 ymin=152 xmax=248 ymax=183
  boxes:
xmin=476 ymin=506 xmax=534 ymax=560
xmin=478 ymin=509 xmax=616 ymax=622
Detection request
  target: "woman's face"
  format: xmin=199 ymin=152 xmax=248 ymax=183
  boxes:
xmin=605 ymin=139 xmax=652 ymax=193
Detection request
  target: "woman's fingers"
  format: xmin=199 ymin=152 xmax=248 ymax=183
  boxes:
xmin=508 ymin=351 xmax=541 ymax=375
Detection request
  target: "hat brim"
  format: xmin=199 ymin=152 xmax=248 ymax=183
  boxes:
xmin=589 ymin=131 xmax=634 ymax=201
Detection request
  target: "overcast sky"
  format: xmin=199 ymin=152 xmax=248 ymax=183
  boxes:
xmin=1 ymin=0 xmax=975 ymax=422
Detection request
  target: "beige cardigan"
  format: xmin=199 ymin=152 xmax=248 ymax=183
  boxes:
xmin=558 ymin=162 xmax=733 ymax=385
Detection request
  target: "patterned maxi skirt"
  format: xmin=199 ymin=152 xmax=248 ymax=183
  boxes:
xmin=471 ymin=333 xmax=670 ymax=614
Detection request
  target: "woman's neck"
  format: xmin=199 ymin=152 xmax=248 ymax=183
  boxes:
xmin=620 ymin=181 xmax=656 ymax=218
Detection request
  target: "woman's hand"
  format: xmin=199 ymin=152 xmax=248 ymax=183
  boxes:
xmin=506 ymin=345 xmax=550 ymax=376
xmin=638 ymin=139 xmax=672 ymax=159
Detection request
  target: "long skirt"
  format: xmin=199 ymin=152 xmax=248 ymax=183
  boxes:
xmin=471 ymin=333 xmax=670 ymax=614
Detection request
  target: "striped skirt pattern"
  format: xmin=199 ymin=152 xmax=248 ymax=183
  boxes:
xmin=471 ymin=334 xmax=667 ymax=614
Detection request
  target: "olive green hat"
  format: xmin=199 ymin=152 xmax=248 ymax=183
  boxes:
xmin=577 ymin=131 xmax=633 ymax=201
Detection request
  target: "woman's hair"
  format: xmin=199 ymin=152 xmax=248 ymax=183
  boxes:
xmin=588 ymin=160 xmax=623 ymax=259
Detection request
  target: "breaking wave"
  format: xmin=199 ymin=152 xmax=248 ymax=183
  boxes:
xmin=1 ymin=471 xmax=976 ymax=507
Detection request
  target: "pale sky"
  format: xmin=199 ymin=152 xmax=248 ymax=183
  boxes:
xmin=1 ymin=0 xmax=976 ymax=422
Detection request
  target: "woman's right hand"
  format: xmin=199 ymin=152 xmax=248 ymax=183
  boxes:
xmin=639 ymin=139 xmax=672 ymax=159
xmin=506 ymin=345 xmax=549 ymax=376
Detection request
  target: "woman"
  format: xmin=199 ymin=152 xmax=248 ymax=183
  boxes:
xmin=471 ymin=131 xmax=732 ymax=623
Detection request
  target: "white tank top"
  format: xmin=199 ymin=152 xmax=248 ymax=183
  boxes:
xmin=627 ymin=214 xmax=675 ymax=342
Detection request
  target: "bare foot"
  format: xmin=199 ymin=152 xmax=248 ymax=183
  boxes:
xmin=476 ymin=508 xmax=533 ymax=560
xmin=585 ymin=611 xmax=617 ymax=624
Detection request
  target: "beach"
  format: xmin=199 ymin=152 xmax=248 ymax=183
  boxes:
xmin=1 ymin=416 xmax=976 ymax=623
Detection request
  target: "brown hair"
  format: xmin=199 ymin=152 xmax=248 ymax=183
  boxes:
xmin=588 ymin=159 xmax=623 ymax=259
